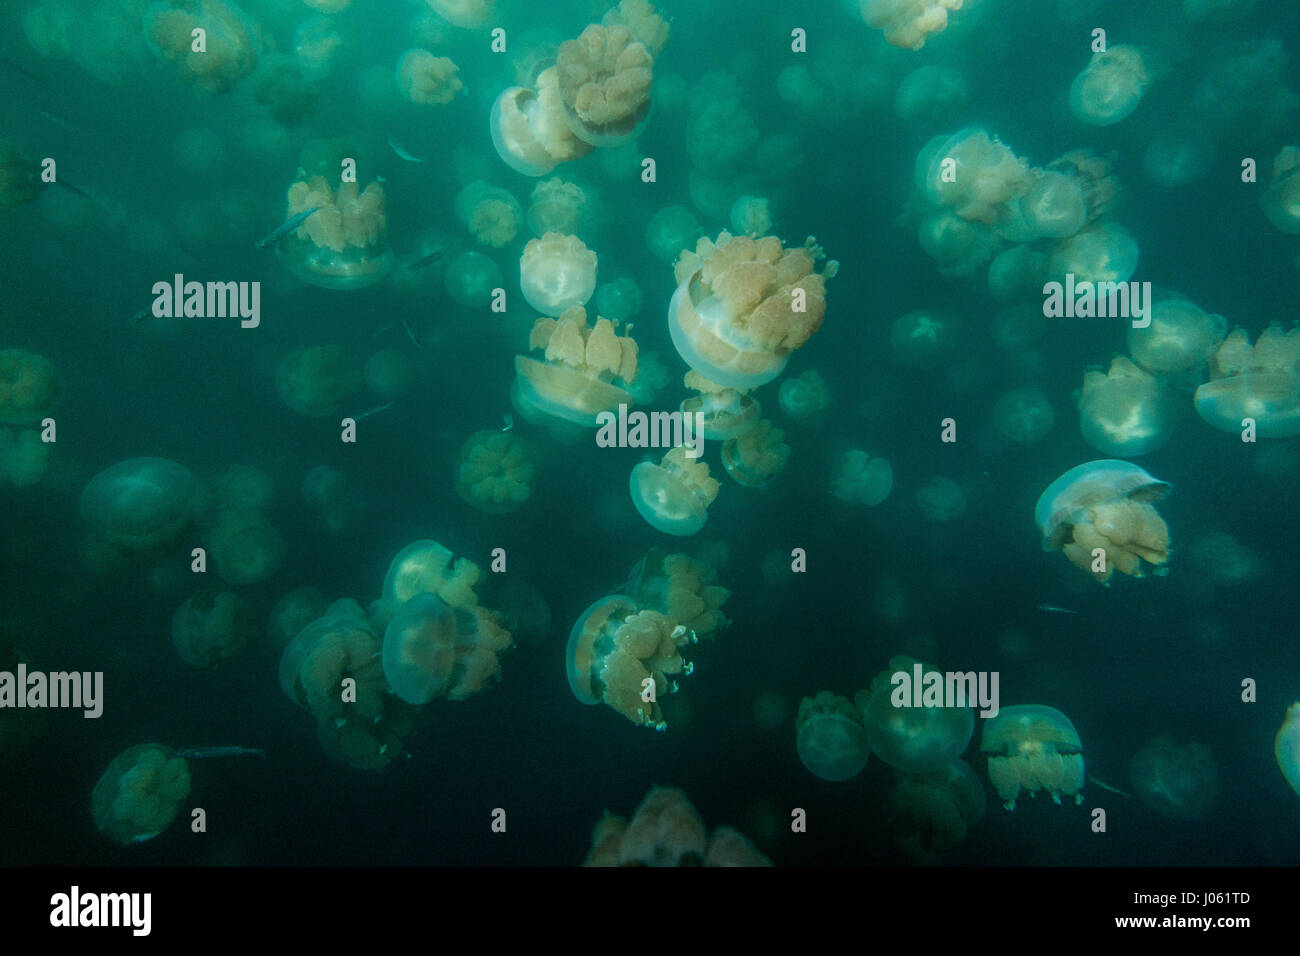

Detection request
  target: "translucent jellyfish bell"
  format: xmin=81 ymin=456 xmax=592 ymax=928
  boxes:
xmin=1261 ymin=147 xmax=1300 ymax=235
xmin=1275 ymin=703 xmax=1300 ymax=797
xmin=629 ymin=447 xmax=720 ymax=536
xmin=830 ymin=450 xmax=893 ymax=506
xmin=980 ymin=704 xmax=1084 ymax=810
xmin=276 ymin=177 xmax=394 ymax=290
xmin=428 ymin=0 xmax=495 ymax=29
xmin=0 ymin=349 xmax=62 ymax=425
xmin=80 ymin=457 xmax=196 ymax=551
xmin=1021 ymin=171 xmax=1087 ymax=239
xmin=1194 ymin=326 xmax=1300 ymax=438
xmin=993 ymin=387 xmax=1055 ymax=442
xmin=1128 ymin=298 xmax=1228 ymax=376
xmin=1049 ymin=222 xmax=1139 ymax=285
xmin=1077 ymin=357 xmax=1173 ymax=456
xmin=444 ymin=251 xmax=505 ymax=309
xmin=91 ymin=744 xmax=191 ymax=844
xmin=721 ymin=419 xmax=789 ymax=487
xmin=554 ymin=23 xmax=654 ymax=147
xmin=519 ymin=233 xmax=597 ymax=316
xmin=381 ymin=593 xmax=458 ymax=704
xmin=1129 ymin=735 xmax=1219 ymax=821
xmin=382 ymin=539 xmax=481 ymax=609
xmin=1069 ymin=45 xmax=1149 ymax=126
xmin=860 ymin=661 xmax=975 ymax=774
xmin=565 ymin=594 xmax=636 ymax=706
xmin=796 ymin=692 xmax=870 ymax=782
xmin=890 ymin=310 xmax=959 ymax=368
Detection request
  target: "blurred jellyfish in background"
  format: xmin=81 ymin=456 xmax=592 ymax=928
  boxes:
xmin=0 ymin=428 xmax=50 ymax=488
xmin=993 ymin=387 xmax=1055 ymax=443
xmin=275 ymin=346 xmax=363 ymax=417
xmin=669 ymin=232 xmax=838 ymax=389
xmin=872 ymin=573 xmax=911 ymax=625
xmin=721 ymin=419 xmax=789 ymax=487
xmin=1129 ymin=735 xmax=1219 ymax=821
xmin=382 ymin=593 xmax=513 ymax=704
xmin=554 ymin=23 xmax=654 ymax=147
xmin=778 ymin=369 xmax=831 ymax=421
xmin=294 ymin=16 xmax=342 ymax=81
xmin=1069 ymin=45 xmax=1150 ymax=127
xmin=395 ymin=48 xmax=464 ymax=105
xmin=565 ymin=594 xmax=693 ymax=730
xmin=515 ymin=306 xmax=639 ymax=426
xmin=831 ymin=449 xmax=892 ymax=507
xmin=455 ymin=181 xmax=523 ymax=248
xmin=585 ymin=786 xmax=769 ymax=866
xmin=266 ymin=586 xmax=326 ymax=655
xmin=455 ymin=430 xmax=536 ymax=514
xmin=251 ymin=54 xmax=318 ymax=128
xmin=888 ymin=760 xmax=986 ymax=864
xmin=142 ymin=0 xmax=261 ymax=95
xmin=857 ymin=657 xmax=975 ymax=774
xmin=92 ymin=744 xmax=191 ymax=844
xmin=596 ymin=277 xmax=642 ymax=324
xmin=795 ymin=691 xmax=870 ymax=782
xmin=860 ymin=0 xmax=964 ymax=50
xmin=171 ymin=591 xmax=253 ymax=667
xmin=1077 ymin=357 xmax=1174 ymax=456
xmin=624 ymin=350 xmax=672 ymax=406
xmin=1276 ymin=703 xmax=1300 ymax=798
xmin=916 ymin=477 xmax=966 ymax=521
xmin=0 ymin=141 xmax=41 ymax=211
xmin=528 ymin=178 xmax=588 ymax=237
xmin=918 ymin=212 xmax=998 ymax=278
xmin=301 ymin=465 xmax=357 ymax=535
xmin=427 ymin=0 xmax=496 ymax=29
xmin=1143 ymin=125 xmax=1215 ymax=189
xmin=443 ymin=250 xmax=504 ymax=308
xmin=304 ymin=0 xmax=352 ymax=11
xmin=1185 ymin=531 xmax=1262 ymax=587
xmin=621 ymin=547 xmax=731 ymax=640
xmin=520 ymin=233 xmax=597 ymax=316
xmin=680 ymin=372 xmax=760 ymax=440
xmin=1262 ymin=146 xmax=1300 ymax=235
xmin=1035 ymin=459 xmax=1172 ymax=584
xmin=729 ymin=194 xmax=774 ymax=237
xmin=645 ymin=205 xmax=699 ymax=263
xmin=363 ymin=350 xmax=413 ymax=403
xmin=207 ymin=511 xmax=285 ymax=586
xmin=1127 ymin=298 xmax=1227 ymax=379
xmin=988 ymin=247 xmax=1049 ymax=305
xmin=80 ymin=457 xmax=196 ymax=555
xmin=980 ymin=705 xmax=1084 ymax=810
xmin=1194 ymin=326 xmax=1300 ymax=438
xmin=894 ymin=66 xmax=969 ymax=125
xmin=0 ymin=350 xmax=62 ymax=425
xmin=630 ymin=447 xmax=721 ymax=535
xmin=890 ymin=310 xmax=960 ymax=369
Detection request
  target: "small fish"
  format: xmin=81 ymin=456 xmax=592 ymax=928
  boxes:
xmin=1035 ymin=603 xmax=1077 ymax=615
xmin=40 ymin=109 xmax=79 ymax=132
xmin=388 ymin=137 xmax=425 ymax=163
xmin=402 ymin=317 xmax=423 ymax=351
xmin=255 ymin=205 xmax=322 ymax=250
xmin=1089 ymin=776 xmax=1130 ymax=798
xmin=54 ymin=179 xmax=93 ymax=201
xmin=1 ymin=57 xmax=43 ymax=84
xmin=129 ymin=305 xmax=151 ymax=326
xmin=403 ymin=249 xmax=444 ymax=272
xmin=371 ymin=322 xmax=396 ymax=338
xmin=177 ymin=745 xmax=266 ymax=760
xmin=501 ymin=414 xmax=514 ymax=433
xmin=351 ymin=401 xmax=395 ymax=422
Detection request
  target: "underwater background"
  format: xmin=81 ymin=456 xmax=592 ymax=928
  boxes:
xmin=2 ymin=0 xmax=1299 ymax=866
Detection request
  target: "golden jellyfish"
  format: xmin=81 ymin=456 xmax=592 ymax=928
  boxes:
xmin=1077 ymin=357 xmax=1174 ymax=456
xmin=857 ymin=657 xmax=975 ymax=774
xmin=427 ymin=0 xmax=496 ymax=29
xmin=454 ymin=180 xmax=522 ymax=248
xmin=520 ymin=232 xmax=597 ymax=316
xmin=1195 ymin=326 xmax=1300 ymax=438
xmin=527 ymin=178 xmax=588 ymax=237
xmin=277 ymin=175 xmax=394 ymax=289
xmin=80 ymin=457 xmax=196 ymax=552
xmin=980 ymin=705 xmax=1084 ymax=810
xmin=382 ymin=593 xmax=512 ymax=704
xmin=382 ymin=540 xmax=481 ymax=612
xmin=860 ymin=0 xmax=964 ymax=51
xmin=601 ymin=0 xmax=670 ymax=59
xmin=1261 ymin=147 xmax=1300 ymax=235
xmin=565 ymin=594 xmax=693 ymax=731
xmin=1129 ymin=735 xmax=1219 ymax=821
xmin=1048 ymin=222 xmax=1139 ymax=286
xmin=1276 ymin=703 xmax=1300 ymax=797
xmin=455 ymin=429 xmax=536 ymax=514
xmin=489 ymin=66 xmax=595 ymax=178
xmin=680 ymin=371 xmax=760 ymax=440
xmin=993 ymin=387 xmax=1055 ymax=442
xmin=143 ymin=0 xmax=261 ymax=95
xmin=630 ymin=447 xmax=720 ymax=536
xmin=555 ymin=24 xmax=653 ymax=147
xmin=0 ymin=349 xmax=62 ymax=425
xmin=921 ymin=129 xmax=1033 ymax=226
xmin=890 ymin=309 xmax=960 ymax=368
xmin=721 ymin=419 xmax=789 ymax=487
xmin=1127 ymin=298 xmax=1227 ymax=377
xmin=171 ymin=591 xmax=253 ymax=666
xmin=1069 ymin=45 xmax=1149 ymax=127
xmin=796 ymin=692 xmax=871 ymax=782
xmin=278 ymin=598 xmax=411 ymax=769
xmin=778 ymin=369 xmax=831 ymax=420
xmin=514 ymin=305 xmax=639 ymax=426
xmin=831 ymin=449 xmax=892 ymax=506
xmin=621 ymin=547 xmax=731 ymax=640
xmin=584 ymin=787 xmax=769 ymax=866
xmin=395 ymin=48 xmax=464 ymax=106
xmin=275 ymin=345 xmax=362 ymax=418
xmin=888 ymin=760 xmax=986 ymax=864
xmin=0 ymin=428 xmax=49 ymax=488
xmin=0 ymin=141 xmax=41 ymax=211
xmin=670 ymin=231 xmax=838 ymax=389
xmin=92 ymin=744 xmax=191 ymax=844
xmin=1034 ymin=459 xmax=1172 ymax=583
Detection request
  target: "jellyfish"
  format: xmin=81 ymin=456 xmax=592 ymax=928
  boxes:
xmin=645 ymin=205 xmax=699 ymax=263
xmin=1077 ymin=357 xmax=1174 ymax=457
xmin=1046 ymin=149 xmax=1120 ymax=225
xmin=92 ymin=744 xmax=191 ymax=844
xmin=266 ymin=586 xmax=327 ymax=654
xmin=831 ymin=450 xmax=892 ymax=507
xmin=1127 ymin=298 xmax=1228 ymax=377
xmin=585 ymin=787 xmax=769 ymax=866
xmin=455 ymin=430 xmax=536 ymax=514
xmin=382 ymin=540 xmax=482 ymax=612
xmin=1276 ymin=703 xmax=1300 ymax=797
xmin=1194 ymin=325 xmax=1300 ymax=438
xmin=860 ymin=0 xmax=964 ymax=51
xmin=596 ymin=277 xmax=642 ymax=323
xmin=0 ymin=428 xmax=49 ymax=488
xmin=686 ymin=72 xmax=757 ymax=175
xmin=565 ymin=594 xmax=692 ymax=730
xmin=251 ymin=54 xmax=317 ymax=127
xmin=921 ymin=129 xmax=1034 ymax=226
xmin=796 ymin=692 xmax=870 ymax=782
xmin=489 ymin=66 xmax=595 ymax=177
xmin=0 ymin=350 xmax=61 ymax=425
xmin=857 ymin=657 xmax=975 ymax=774
xmin=382 ymin=592 xmax=512 ymax=705
xmin=894 ymin=66 xmax=968 ymax=125
xmin=427 ymin=0 xmax=495 ymax=29
xmin=630 ymin=447 xmax=720 ymax=536
xmin=1069 ymin=45 xmax=1149 ymax=126
xmin=721 ymin=419 xmax=789 ymax=487
xmin=1261 ymin=147 xmax=1300 ymax=235
xmin=143 ymin=0 xmax=261 ymax=95
xmin=1186 ymin=531 xmax=1262 ymax=586
xmin=171 ymin=591 xmax=253 ymax=667
xmin=1034 ymin=459 xmax=1172 ymax=583
xmin=0 ymin=141 xmax=41 ymax=211
xmin=888 ymin=760 xmax=986 ymax=863
xmin=680 ymin=372 xmax=760 ymax=440
xmin=729 ymin=195 xmax=773 ymax=237
xmin=454 ymin=180 xmax=522 ymax=248
xmin=527 ymin=178 xmax=588 ymax=237
xmin=554 ymin=24 xmax=653 ymax=147
xmin=275 ymin=345 xmax=362 ymax=417
xmin=1143 ymin=126 xmax=1215 ymax=189
xmin=80 ymin=457 xmax=196 ymax=552
xmin=778 ymin=369 xmax=831 ymax=420
xmin=670 ymin=231 xmax=838 ymax=389
xmin=514 ymin=305 xmax=639 ymax=426
xmin=980 ymin=705 xmax=1084 ymax=810
xmin=208 ymin=512 xmax=285 ymax=585
xmin=601 ymin=0 xmax=670 ymax=58
xmin=1129 ymin=735 xmax=1219 ymax=821
xmin=520 ymin=232 xmax=597 ymax=316
xmin=1048 ymin=222 xmax=1139 ymax=286
xmin=395 ymin=48 xmax=464 ymax=105
xmin=294 ymin=15 xmax=342 ymax=81
xmin=916 ymin=476 xmax=966 ymax=521
xmin=621 ymin=547 xmax=731 ymax=640
xmin=1019 ymin=170 xmax=1087 ymax=240
xmin=890 ymin=310 xmax=960 ymax=368
xmin=992 ymin=387 xmax=1055 ymax=442
xmin=443 ymin=250 xmax=505 ymax=308
xmin=276 ymin=175 xmax=394 ymax=289
xmin=917 ymin=213 xmax=998 ymax=277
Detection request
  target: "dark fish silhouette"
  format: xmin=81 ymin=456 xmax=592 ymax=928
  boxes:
xmin=256 ymin=206 xmax=322 ymax=250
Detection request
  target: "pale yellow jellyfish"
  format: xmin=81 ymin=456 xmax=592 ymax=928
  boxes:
xmin=721 ymin=419 xmax=790 ymax=487
xmin=680 ymin=371 xmax=760 ymax=440
xmin=490 ymin=66 xmax=595 ymax=177
xmin=860 ymin=0 xmax=965 ymax=51
xmin=514 ymin=305 xmax=639 ymax=426
xmin=1127 ymin=298 xmax=1228 ymax=377
xmin=527 ymin=178 xmax=588 ymax=237
xmin=620 ymin=547 xmax=731 ymax=640
xmin=980 ymin=705 xmax=1085 ymax=810
xmin=382 ymin=540 xmax=481 ymax=609
xmin=1194 ymin=326 xmax=1300 ymax=438
xmin=1276 ymin=702 xmax=1300 ymax=797
xmin=92 ymin=744 xmax=191 ymax=844
xmin=1077 ymin=357 xmax=1174 ymax=456
xmin=601 ymin=0 xmax=670 ymax=58
xmin=629 ymin=447 xmax=721 ymax=536
xmin=921 ymin=129 xmax=1034 ymax=226
xmin=831 ymin=450 xmax=893 ymax=506
xmin=395 ymin=48 xmax=464 ymax=105
xmin=520 ymin=232 xmax=598 ymax=316
xmin=1069 ymin=46 xmax=1150 ymax=127
xmin=143 ymin=0 xmax=261 ymax=95
xmin=555 ymin=24 xmax=653 ymax=147
xmin=454 ymin=181 xmax=523 ymax=247
xmin=584 ymin=787 xmax=769 ymax=866
xmin=857 ymin=656 xmax=974 ymax=774
xmin=381 ymin=593 xmax=513 ymax=704
xmin=427 ymin=0 xmax=496 ymax=30
xmin=80 ymin=458 xmax=196 ymax=552
xmin=278 ymin=176 xmax=394 ymax=289
xmin=454 ymin=430 xmax=536 ymax=514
